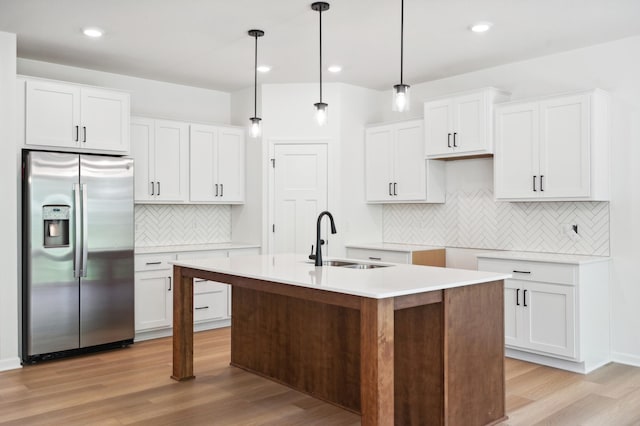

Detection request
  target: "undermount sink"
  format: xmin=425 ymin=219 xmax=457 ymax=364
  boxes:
xmin=340 ymin=263 xmax=390 ymax=269
xmin=308 ymin=260 xmax=392 ymax=269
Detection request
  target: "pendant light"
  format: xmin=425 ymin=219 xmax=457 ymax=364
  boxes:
xmin=248 ymin=29 xmax=264 ymax=138
xmin=392 ymin=0 xmax=410 ymax=112
xmin=312 ymin=2 xmax=330 ymax=126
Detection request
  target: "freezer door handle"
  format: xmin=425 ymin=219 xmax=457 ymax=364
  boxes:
xmin=80 ymin=183 xmax=89 ymax=277
xmin=73 ymin=183 xmax=82 ymax=278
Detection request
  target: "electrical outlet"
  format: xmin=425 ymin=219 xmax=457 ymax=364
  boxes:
xmin=562 ymin=223 xmax=580 ymax=241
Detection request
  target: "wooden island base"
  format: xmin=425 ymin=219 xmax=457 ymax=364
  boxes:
xmin=172 ymin=265 xmax=506 ymax=426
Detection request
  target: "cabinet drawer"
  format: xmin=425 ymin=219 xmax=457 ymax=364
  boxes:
xmin=194 ymin=289 xmax=228 ymax=322
xmin=193 ymin=279 xmax=228 ymax=294
xmin=478 ymin=258 xmax=576 ymax=285
xmin=135 ymin=254 xmax=175 ymax=272
xmin=346 ymin=248 xmax=410 ymax=264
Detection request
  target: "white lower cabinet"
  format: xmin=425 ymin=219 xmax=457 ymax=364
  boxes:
xmin=477 ymin=255 xmax=610 ymax=373
xmin=134 ymin=246 xmax=259 ymax=341
xmin=504 ymin=280 xmax=575 ymax=358
xmin=134 ymin=254 xmax=175 ymax=334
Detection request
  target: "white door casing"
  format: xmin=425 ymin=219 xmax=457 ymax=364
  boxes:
xmin=271 ymin=143 xmax=328 ymax=256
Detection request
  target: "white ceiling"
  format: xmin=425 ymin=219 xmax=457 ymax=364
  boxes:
xmin=1 ymin=0 xmax=639 ymax=92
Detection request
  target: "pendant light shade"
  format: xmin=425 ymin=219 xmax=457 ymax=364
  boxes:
xmin=312 ymin=2 xmax=330 ymax=126
xmin=248 ymin=29 xmax=264 ymax=138
xmin=392 ymin=0 xmax=410 ymax=112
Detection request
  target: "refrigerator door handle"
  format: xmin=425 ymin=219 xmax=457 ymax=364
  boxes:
xmin=81 ymin=183 xmax=89 ymax=277
xmin=73 ymin=183 xmax=82 ymax=278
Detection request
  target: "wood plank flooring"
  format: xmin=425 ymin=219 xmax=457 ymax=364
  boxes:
xmin=0 ymin=327 xmax=639 ymax=425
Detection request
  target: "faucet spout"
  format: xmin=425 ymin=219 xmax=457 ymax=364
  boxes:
xmin=312 ymin=211 xmax=337 ymax=266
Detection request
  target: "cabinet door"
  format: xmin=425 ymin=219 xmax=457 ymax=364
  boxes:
xmin=504 ymin=280 xmax=524 ymax=348
xmin=25 ymin=80 xmax=80 ymax=148
xmin=393 ymin=121 xmax=426 ymax=201
xmin=539 ymin=94 xmax=590 ymax=198
xmin=217 ymin=127 xmax=245 ymax=203
xmin=365 ymin=125 xmax=395 ymax=202
xmin=131 ymin=117 xmax=155 ymax=201
xmin=522 ymin=282 xmax=576 ymax=358
xmin=80 ymin=88 xmax=130 ymax=152
xmin=453 ymin=91 xmax=485 ymax=154
xmin=494 ymin=102 xmax=540 ymax=199
xmin=424 ymin=98 xmax=453 ymax=157
xmin=189 ymin=124 xmax=217 ymax=202
xmin=135 ymin=271 xmax=172 ymax=331
xmin=154 ymin=120 xmax=189 ymax=202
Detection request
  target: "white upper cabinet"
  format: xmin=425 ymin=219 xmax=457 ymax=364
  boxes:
xmin=365 ymin=119 xmax=445 ymax=203
xmin=25 ymin=78 xmax=130 ymax=153
xmin=494 ymin=89 xmax=610 ymax=201
xmin=424 ymin=87 xmax=509 ymax=159
xmin=131 ymin=117 xmax=189 ymax=203
xmin=189 ymin=124 xmax=245 ymax=203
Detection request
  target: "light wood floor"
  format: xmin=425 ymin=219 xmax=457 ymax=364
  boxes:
xmin=1 ymin=328 xmax=639 ymax=425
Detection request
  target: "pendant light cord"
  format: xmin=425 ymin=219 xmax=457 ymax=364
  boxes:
xmin=254 ymin=34 xmax=258 ymax=117
xmin=400 ymin=0 xmax=404 ymax=85
xmin=319 ymin=7 xmax=323 ymax=103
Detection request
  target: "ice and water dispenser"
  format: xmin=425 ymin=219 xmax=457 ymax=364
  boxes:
xmin=43 ymin=205 xmax=70 ymax=247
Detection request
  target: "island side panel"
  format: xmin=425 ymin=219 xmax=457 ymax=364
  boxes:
xmin=231 ymin=285 xmax=361 ymax=412
xmin=360 ymin=297 xmax=395 ymax=426
xmin=443 ymin=280 xmax=506 ymax=425
xmin=394 ymin=302 xmax=445 ymax=425
xmin=171 ymin=265 xmax=195 ymax=381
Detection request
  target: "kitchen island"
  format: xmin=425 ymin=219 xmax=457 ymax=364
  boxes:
xmin=170 ymin=254 xmax=510 ymax=426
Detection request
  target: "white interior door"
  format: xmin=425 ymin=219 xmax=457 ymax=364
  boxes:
xmin=272 ymin=144 xmax=328 ymax=256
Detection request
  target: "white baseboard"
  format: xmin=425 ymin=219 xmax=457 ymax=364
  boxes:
xmin=0 ymin=357 xmax=22 ymax=372
xmin=505 ymin=348 xmax=605 ymax=374
xmin=611 ymin=351 xmax=640 ymax=367
xmin=134 ymin=319 xmax=231 ymax=343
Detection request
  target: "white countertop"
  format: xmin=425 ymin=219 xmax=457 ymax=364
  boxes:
xmin=476 ymin=250 xmax=610 ymax=265
xmin=135 ymin=242 xmax=260 ymax=255
xmin=170 ymin=253 xmax=510 ymax=299
xmin=345 ymin=242 xmax=445 ymax=252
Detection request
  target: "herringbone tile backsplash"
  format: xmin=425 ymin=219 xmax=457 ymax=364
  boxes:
xmin=135 ymin=204 xmax=231 ymax=246
xmin=383 ymin=189 xmax=610 ymax=256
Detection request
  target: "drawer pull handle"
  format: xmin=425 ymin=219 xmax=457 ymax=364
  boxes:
xmin=513 ymin=270 xmax=531 ymax=274
xmin=146 ymin=261 xmax=162 ymax=265
xmin=194 ymin=279 xmax=207 ymax=283
xmin=368 ymin=256 xmax=382 ymax=261
xmin=195 ymin=306 xmax=209 ymax=310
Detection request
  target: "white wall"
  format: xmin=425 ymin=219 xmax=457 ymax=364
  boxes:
xmin=0 ymin=31 xmax=20 ymax=371
xmin=230 ymin=86 xmax=262 ymax=246
xmin=17 ymin=58 xmax=230 ymax=123
xmin=260 ymin=83 xmax=382 ymax=256
xmin=381 ymin=36 xmax=640 ymax=365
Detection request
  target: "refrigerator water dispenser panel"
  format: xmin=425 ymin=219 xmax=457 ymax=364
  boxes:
xmin=43 ymin=205 xmax=70 ymax=247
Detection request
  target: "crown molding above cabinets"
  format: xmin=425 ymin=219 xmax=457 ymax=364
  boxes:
xmin=494 ymin=89 xmax=610 ymax=202
xmin=424 ymin=87 xmax=510 ymax=160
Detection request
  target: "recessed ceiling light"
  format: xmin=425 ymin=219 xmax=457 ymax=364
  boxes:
xmin=328 ymin=65 xmax=342 ymax=73
xmin=257 ymin=65 xmax=271 ymax=73
xmin=470 ymin=22 xmax=493 ymax=33
xmin=82 ymin=27 xmax=104 ymax=38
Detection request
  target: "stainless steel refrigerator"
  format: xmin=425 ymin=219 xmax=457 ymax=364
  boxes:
xmin=22 ymin=150 xmax=134 ymax=363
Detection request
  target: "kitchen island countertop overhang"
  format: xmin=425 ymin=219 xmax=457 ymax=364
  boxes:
xmin=169 ymin=253 xmax=511 ymax=298
xmin=169 ymin=253 xmax=511 ymax=426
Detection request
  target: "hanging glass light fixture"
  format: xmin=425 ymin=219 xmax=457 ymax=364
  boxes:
xmin=312 ymin=2 xmax=330 ymax=126
xmin=248 ymin=29 xmax=264 ymax=138
xmin=392 ymin=0 xmax=410 ymax=112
